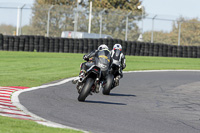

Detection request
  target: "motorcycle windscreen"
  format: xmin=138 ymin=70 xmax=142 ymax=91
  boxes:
xmin=95 ymin=50 xmax=111 ymax=72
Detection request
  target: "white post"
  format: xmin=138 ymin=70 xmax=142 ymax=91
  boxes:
xmin=141 ymin=7 xmax=144 ymax=34
xmin=137 ymin=5 xmax=144 ymax=41
xmin=100 ymin=14 xmax=102 ymax=38
xmin=88 ymin=1 xmax=92 ymax=33
xmin=151 ymin=15 xmax=157 ymax=43
xmin=47 ymin=5 xmax=54 ymax=37
xmin=16 ymin=4 xmax=25 ymax=36
xmin=138 ymin=5 xmax=144 ymax=34
xmin=74 ymin=0 xmax=79 ymax=34
xmin=16 ymin=7 xmax=20 ymax=36
xmin=99 ymin=9 xmax=105 ymax=38
xmin=125 ymin=12 xmax=131 ymax=41
xmin=178 ymin=21 xmax=183 ymax=46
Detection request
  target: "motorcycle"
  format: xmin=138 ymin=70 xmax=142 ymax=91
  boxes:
xmin=73 ymin=51 xmax=114 ymax=102
xmin=103 ymin=48 xmax=124 ymax=95
xmin=102 ymin=64 xmax=121 ymax=95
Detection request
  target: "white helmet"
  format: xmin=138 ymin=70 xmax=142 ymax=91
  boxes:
xmin=113 ymin=44 xmax=122 ymax=51
xmin=98 ymin=44 xmax=108 ymax=50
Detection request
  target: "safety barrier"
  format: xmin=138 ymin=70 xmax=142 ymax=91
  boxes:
xmin=0 ymin=34 xmax=200 ymax=58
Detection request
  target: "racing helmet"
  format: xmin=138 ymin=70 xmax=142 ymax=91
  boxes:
xmin=98 ymin=44 xmax=108 ymax=50
xmin=113 ymin=44 xmax=122 ymax=51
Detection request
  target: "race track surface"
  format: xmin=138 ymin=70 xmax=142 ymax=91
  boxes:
xmin=19 ymin=71 xmax=200 ymax=133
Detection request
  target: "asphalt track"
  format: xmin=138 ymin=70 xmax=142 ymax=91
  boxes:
xmin=19 ymin=71 xmax=200 ymax=133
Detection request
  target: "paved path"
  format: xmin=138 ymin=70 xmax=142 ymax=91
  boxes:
xmin=19 ymin=71 xmax=200 ymax=133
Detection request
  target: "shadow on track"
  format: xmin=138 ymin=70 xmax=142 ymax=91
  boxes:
xmin=85 ymin=100 xmax=126 ymax=105
xmin=109 ymin=93 xmax=136 ymax=97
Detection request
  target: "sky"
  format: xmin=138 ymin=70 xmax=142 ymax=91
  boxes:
xmin=0 ymin=0 xmax=199 ymax=32
xmin=143 ymin=0 xmax=199 ymax=18
xmin=0 ymin=0 xmax=34 ymax=5
xmin=142 ymin=0 xmax=200 ymax=31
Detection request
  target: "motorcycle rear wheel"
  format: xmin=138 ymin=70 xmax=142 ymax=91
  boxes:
xmin=103 ymin=74 xmax=114 ymax=95
xmin=78 ymin=77 xmax=94 ymax=102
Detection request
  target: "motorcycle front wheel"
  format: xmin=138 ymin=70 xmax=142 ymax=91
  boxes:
xmin=78 ymin=77 xmax=94 ymax=102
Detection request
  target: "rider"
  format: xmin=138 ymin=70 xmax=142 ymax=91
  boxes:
xmin=73 ymin=44 xmax=111 ymax=83
xmin=110 ymin=44 xmax=126 ymax=86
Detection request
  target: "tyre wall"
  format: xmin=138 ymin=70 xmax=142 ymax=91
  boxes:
xmin=0 ymin=34 xmax=199 ymax=58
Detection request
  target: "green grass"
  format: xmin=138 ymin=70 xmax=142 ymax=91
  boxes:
xmin=0 ymin=51 xmax=83 ymax=87
xmin=1 ymin=51 xmax=200 ymax=87
xmin=125 ymin=55 xmax=200 ymax=71
xmin=0 ymin=116 xmax=82 ymax=133
xmin=1 ymin=51 xmax=200 ymax=133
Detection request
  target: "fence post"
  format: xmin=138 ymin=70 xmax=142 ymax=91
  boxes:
xmin=178 ymin=21 xmax=183 ymax=46
xmin=47 ymin=5 xmax=54 ymax=37
xmin=151 ymin=15 xmax=157 ymax=43
xmin=88 ymin=1 xmax=92 ymax=33
xmin=125 ymin=12 xmax=131 ymax=41
xmin=99 ymin=9 xmax=105 ymax=38
xmin=16 ymin=4 xmax=25 ymax=36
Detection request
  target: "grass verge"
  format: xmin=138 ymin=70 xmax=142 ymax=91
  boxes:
xmin=0 ymin=116 xmax=82 ymax=133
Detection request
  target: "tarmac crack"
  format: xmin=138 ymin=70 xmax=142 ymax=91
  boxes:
xmin=177 ymin=120 xmax=200 ymax=131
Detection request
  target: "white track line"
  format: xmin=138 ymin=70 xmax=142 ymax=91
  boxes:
xmin=11 ymin=70 xmax=200 ymax=133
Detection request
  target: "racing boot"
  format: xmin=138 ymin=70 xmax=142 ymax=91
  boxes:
xmin=78 ymin=70 xmax=86 ymax=82
xmin=114 ymin=75 xmax=121 ymax=86
xmin=72 ymin=77 xmax=79 ymax=84
xmin=76 ymin=82 xmax=83 ymax=94
xmin=95 ymin=83 xmax=100 ymax=93
xmin=72 ymin=70 xmax=86 ymax=84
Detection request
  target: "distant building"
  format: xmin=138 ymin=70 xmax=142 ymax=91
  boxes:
xmin=61 ymin=31 xmax=112 ymax=39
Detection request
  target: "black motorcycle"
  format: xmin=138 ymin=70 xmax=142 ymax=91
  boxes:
xmin=102 ymin=63 xmax=121 ymax=95
xmin=74 ymin=50 xmax=114 ymax=102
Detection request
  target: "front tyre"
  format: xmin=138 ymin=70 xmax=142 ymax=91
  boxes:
xmin=103 ymin=74 xmax=114 ymax=95
xmin=78 ymin=78 xmax=94 ymax=102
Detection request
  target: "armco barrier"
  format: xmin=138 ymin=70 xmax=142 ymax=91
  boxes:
xmin=0 ymin=34 xmax=199 ymax=58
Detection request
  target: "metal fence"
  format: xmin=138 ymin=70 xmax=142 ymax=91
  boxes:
xmin=0 ymin=4 xmax=199 ymax=46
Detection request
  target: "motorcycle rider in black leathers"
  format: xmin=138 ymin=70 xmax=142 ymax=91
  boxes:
xmin=72 ymin=44 xmax=112 ymax=84
xmin=110 ymin=44 xmax=126 ymax=86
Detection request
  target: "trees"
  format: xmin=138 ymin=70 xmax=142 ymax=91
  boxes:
xmin=30 ymin=1 xmax=74 ymax=36
xmin=0 ymin=24 xmax=15 ymax=35
xmin=143 ymin=18 xmax=200 ymax=46
xmin=30 ymin=0 xmax=143 ymax=40
xmin=91 ymin=0 xmax=142 ymax=40
xmin=173 ymin=18 xmax=200 ymax=45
